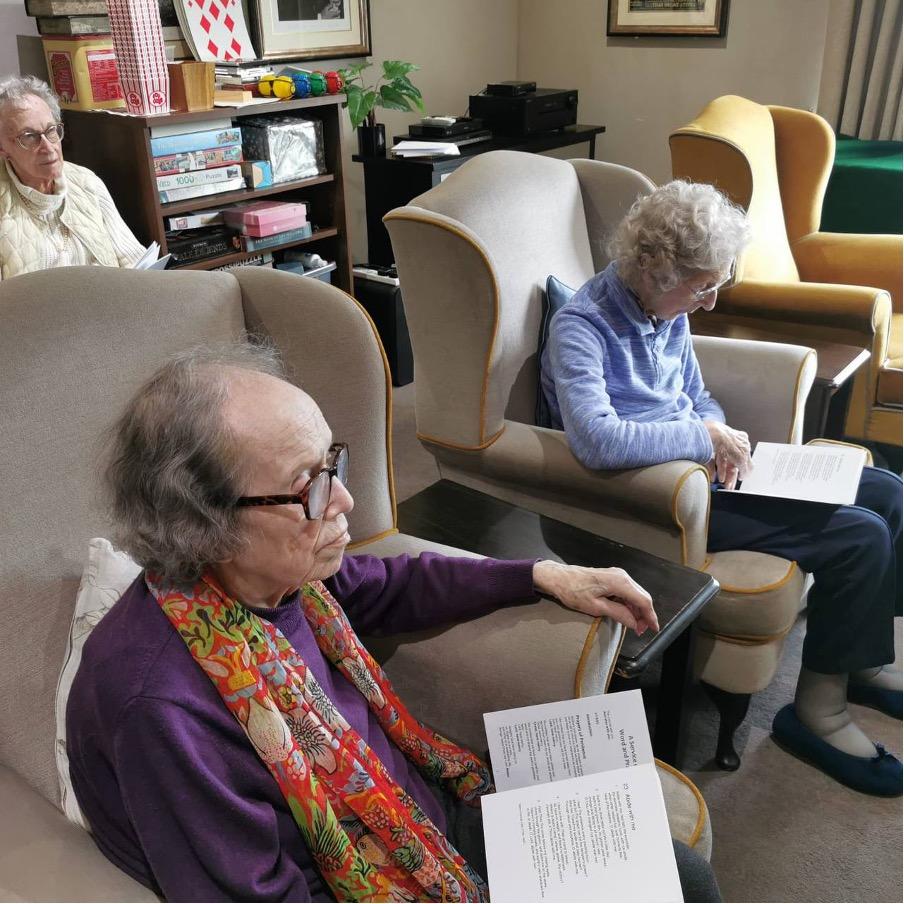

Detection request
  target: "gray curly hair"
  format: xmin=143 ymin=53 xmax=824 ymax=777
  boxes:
xmin=105 ymin=341 xmax=286 ymax=583
xmin=0 ymin=75 xmax=62 ymax=122
xmin=609 ymin=180 xmax=750 ymax=294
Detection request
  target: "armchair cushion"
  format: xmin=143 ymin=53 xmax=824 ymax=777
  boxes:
xmin=535 ymin=275 xmax=577 ymax=429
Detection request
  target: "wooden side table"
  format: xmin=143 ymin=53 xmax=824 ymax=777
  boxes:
xmin=397 ymin=479 xmax=719 ymax=767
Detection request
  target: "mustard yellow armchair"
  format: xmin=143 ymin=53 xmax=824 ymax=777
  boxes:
xmin=670 ymin=95 xmax=902 ymax=447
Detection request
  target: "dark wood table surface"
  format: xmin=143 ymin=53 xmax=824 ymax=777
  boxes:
xmin=691 ymin=320 xmax=871 ymax=440
xmin=397 ymin=480 xmax=719 ymax=765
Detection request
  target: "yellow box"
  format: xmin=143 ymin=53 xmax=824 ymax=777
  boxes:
xmin=42 ymin=35 xmax=126 ymax=111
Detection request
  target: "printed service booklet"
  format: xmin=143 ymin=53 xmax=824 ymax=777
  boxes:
xmin=730 ymin=442 xmax=866 ymax=505
xmin=481 ymin=689 xmax=682 ymax=902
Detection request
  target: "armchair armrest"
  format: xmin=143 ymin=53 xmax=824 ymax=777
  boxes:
xmin=428 ymin=420 xmax=712 ymax=567
xmin=715 ymin=279 xmax=892 ymax=345
xmin=437 ymin=420 xmax=711 ymax=530
xmin=792 ymin=232 xmax=903 ymax=313
xmin=0 ymin=766 xmax=157 ymax=902
xmin=366 ymin=600 xmax=623 ymax=754
xmin=692 ymin=336 xmax=816 ymax=444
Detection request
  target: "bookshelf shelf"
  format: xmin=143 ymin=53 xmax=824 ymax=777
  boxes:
xmin=160 ymin=173 xmax=336 ymax=216
xmin=62 ymin=95 xmax=352 ymax=291
xmin=173 ymin=227 xmax=340 ymax=270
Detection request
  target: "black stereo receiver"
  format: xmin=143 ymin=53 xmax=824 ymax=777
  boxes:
xmin=468 ymin=88 xmax=578 ymax=136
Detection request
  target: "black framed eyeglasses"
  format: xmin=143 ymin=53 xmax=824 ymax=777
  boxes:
xmin=691 ymin=260 xmax=737 ymax=302
xmin=15 ymin=123 xmax=64 ymax=151
xmin=235 ymin=442 xmax=349 ymax=520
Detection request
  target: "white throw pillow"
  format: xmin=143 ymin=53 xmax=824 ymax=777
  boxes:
xmin=55 ymin=537 xmax=142 ymax=828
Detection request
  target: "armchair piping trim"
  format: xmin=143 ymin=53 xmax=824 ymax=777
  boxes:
xmin=341 ymin=288 xmax=399 ymax=527
xmin=787 ymin=350 xmax=817 ymax=442
xmin=573 ymin=617 xmax=625 ymax=699
xmin=696 ymin=625 xmax=796 ymax=645
xmin=805 ymin=437 xmax=874 ymax=467
xmin=702 ymin=559 xmax=799 ymax=594
xmin=670 ymin=463 xmax=711 ymax=567
xmin=416 ymin=425 xmax=506 ymax=452
xmin=384 ymin=211 xmax=500 ymax=445
xmin=654 ymin=759 xmax=707 ymax=849
xmin=348 ymin=527 xmax=399 ymax=550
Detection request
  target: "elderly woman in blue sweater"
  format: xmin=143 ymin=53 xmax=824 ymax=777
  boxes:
xmin=540 ymin=180 xmax=902 ymax=797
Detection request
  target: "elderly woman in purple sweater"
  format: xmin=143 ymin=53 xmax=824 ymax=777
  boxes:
xmin=541 ymin=180 xmax=902 ymax=798
xmin=66 ymin=343 xmax=723 ymax=902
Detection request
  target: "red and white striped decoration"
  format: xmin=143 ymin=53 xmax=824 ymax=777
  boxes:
xmin=107 ymin=0 xmax=170 ymax=116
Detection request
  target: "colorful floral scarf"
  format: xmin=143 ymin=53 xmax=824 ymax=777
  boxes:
xmin=147 ymin=571 xmax=491 ymax=902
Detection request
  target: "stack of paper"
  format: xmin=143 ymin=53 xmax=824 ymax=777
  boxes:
xmin=390 ymin=140 xmax=460 ymax=158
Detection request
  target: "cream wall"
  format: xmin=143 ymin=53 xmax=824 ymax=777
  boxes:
xmin=517 ymin=0 xmax=830 ymax=182
xmin=319 ymin=0 xmax=519 ymax=261
xmin=0 ymin=0 xmax=36 ymax=77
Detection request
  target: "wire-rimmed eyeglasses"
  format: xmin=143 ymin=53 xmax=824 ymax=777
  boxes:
xmin=14 ymin=123 xmax=65 ymax=151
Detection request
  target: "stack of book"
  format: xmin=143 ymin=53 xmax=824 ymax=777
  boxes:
xmin=151 ymin=117 xmax=246 ymax=204
xmin=214 ymin=62 xmax=274 ymax=101
xmin=222 ymin=200 xmax=312 ymax=253
xmin=29 ymin=0 xmax=191 ymax=62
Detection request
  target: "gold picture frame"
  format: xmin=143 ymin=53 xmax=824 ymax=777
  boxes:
xmin=607 ymin=0 xmax=729 ymax=37
xmin=252 ymin=0 xmax=371 ymax=62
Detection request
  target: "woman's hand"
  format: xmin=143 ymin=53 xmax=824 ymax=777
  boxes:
xmin=704 ymin=420 xmax=752 ymax=491
xmin=532 ymin=560 xmax=659 ymax=635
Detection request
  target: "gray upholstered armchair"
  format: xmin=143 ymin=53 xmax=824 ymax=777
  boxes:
xmin=0 ymin=265 xmax=708 ymax=901
xmin=385 ymin=150 xmax=820 ymax=770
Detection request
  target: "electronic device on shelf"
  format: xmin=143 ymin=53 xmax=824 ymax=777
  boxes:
xmin=410 ymin=116 xmax=485 ymax=138
xmin=469 ymin=87 xmax=578 ymax=136
xmin=399 ymin=128 xmax=493 ymax=148
xmin=486 ymin=80 xmax=536 ymax=97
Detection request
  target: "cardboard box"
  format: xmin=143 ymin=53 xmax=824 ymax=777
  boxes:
xmin=241 ymin=160 xmax=273 ymax=189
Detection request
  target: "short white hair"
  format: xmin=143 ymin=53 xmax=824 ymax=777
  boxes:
xmin=0 ymin=75 xmax=62 ymax=122
xmin=609 ymin=180 xmax=750 ymax=294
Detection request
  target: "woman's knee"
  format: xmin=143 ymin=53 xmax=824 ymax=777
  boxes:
xmin=856 ymin=468 xmax=903 ymax=531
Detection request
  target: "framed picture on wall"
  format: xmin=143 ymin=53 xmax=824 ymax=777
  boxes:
xmin=607 ymin=0 xmax=729 ymax=37
xmin=251 ymin=0 xmax=371 ymax=61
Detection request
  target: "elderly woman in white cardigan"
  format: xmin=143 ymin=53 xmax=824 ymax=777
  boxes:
xmin=0 ymin=75 xmax=145 ymax=279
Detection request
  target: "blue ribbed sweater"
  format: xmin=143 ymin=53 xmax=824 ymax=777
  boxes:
xmin=540 ymin=263 xmax=725 ymax=470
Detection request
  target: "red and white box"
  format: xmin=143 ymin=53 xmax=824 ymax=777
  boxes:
xmin=107 ymin=0 xmax=169 ymax=116
xmin=222 ymin=201 xmax=308 ymax=238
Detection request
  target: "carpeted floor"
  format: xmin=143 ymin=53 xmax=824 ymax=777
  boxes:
xmin=390 ymin=382 xmax=904 ymax=903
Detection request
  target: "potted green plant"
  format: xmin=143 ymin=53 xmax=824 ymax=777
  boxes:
xmin=339 ymin=60 xmax=425 ymax=156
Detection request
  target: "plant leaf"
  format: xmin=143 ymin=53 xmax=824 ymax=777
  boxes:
xmin=382 ymin=60 xmax=419 ymax=80
xmin=346 ymin=87 xmax=368 ymax=129
xmin=378 ymin=84 xmax=414 ymax=112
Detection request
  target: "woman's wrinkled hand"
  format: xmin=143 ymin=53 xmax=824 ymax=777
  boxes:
xmin=704 ymin=420 xmax=753 ymax=491
xmin=531 ymin=560 xmax=659 ymax=636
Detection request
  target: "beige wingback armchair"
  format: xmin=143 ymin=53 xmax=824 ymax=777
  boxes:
xmin=385 ymin=150 xmax=818 ymax=770
xmin=0 ymin=265 xmax=714 ymax=901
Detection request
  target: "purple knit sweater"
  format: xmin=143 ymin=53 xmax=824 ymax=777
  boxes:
xmin=66 ymin=552 xmax=536 ymax=901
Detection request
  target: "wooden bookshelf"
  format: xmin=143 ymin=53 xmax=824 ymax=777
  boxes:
xmin=62 ymin=95 xmax=352 ymax=292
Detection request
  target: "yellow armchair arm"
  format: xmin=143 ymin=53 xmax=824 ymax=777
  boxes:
xmin=792 ymin=232 xmax=903 ymax=313
xmin=716 ymin=279 xmax=891 ymax=344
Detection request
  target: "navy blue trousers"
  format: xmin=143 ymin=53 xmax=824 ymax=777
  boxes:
xmin=708 ymin=467 xmax=902 ymax=675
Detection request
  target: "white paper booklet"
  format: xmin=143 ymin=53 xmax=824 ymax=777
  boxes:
xmin=481 ymin=691 xmax=682 ymax=902
xmin=732 ymin=441 xmax=865 ymax=505
xmin=391 ymin=140 xmax=460 ymax=157
xmin=130 ymin=242 xmax=172 ymax=271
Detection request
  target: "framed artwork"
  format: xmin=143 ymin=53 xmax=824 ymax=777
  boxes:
xmin=251 ymin=0 xmax=371 ymax=61
xmin=607 ymin=0 xmax=729 ymax=37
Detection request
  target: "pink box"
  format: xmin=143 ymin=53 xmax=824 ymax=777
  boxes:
xmin=222 ymin=201 xmax=308 ymax=237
